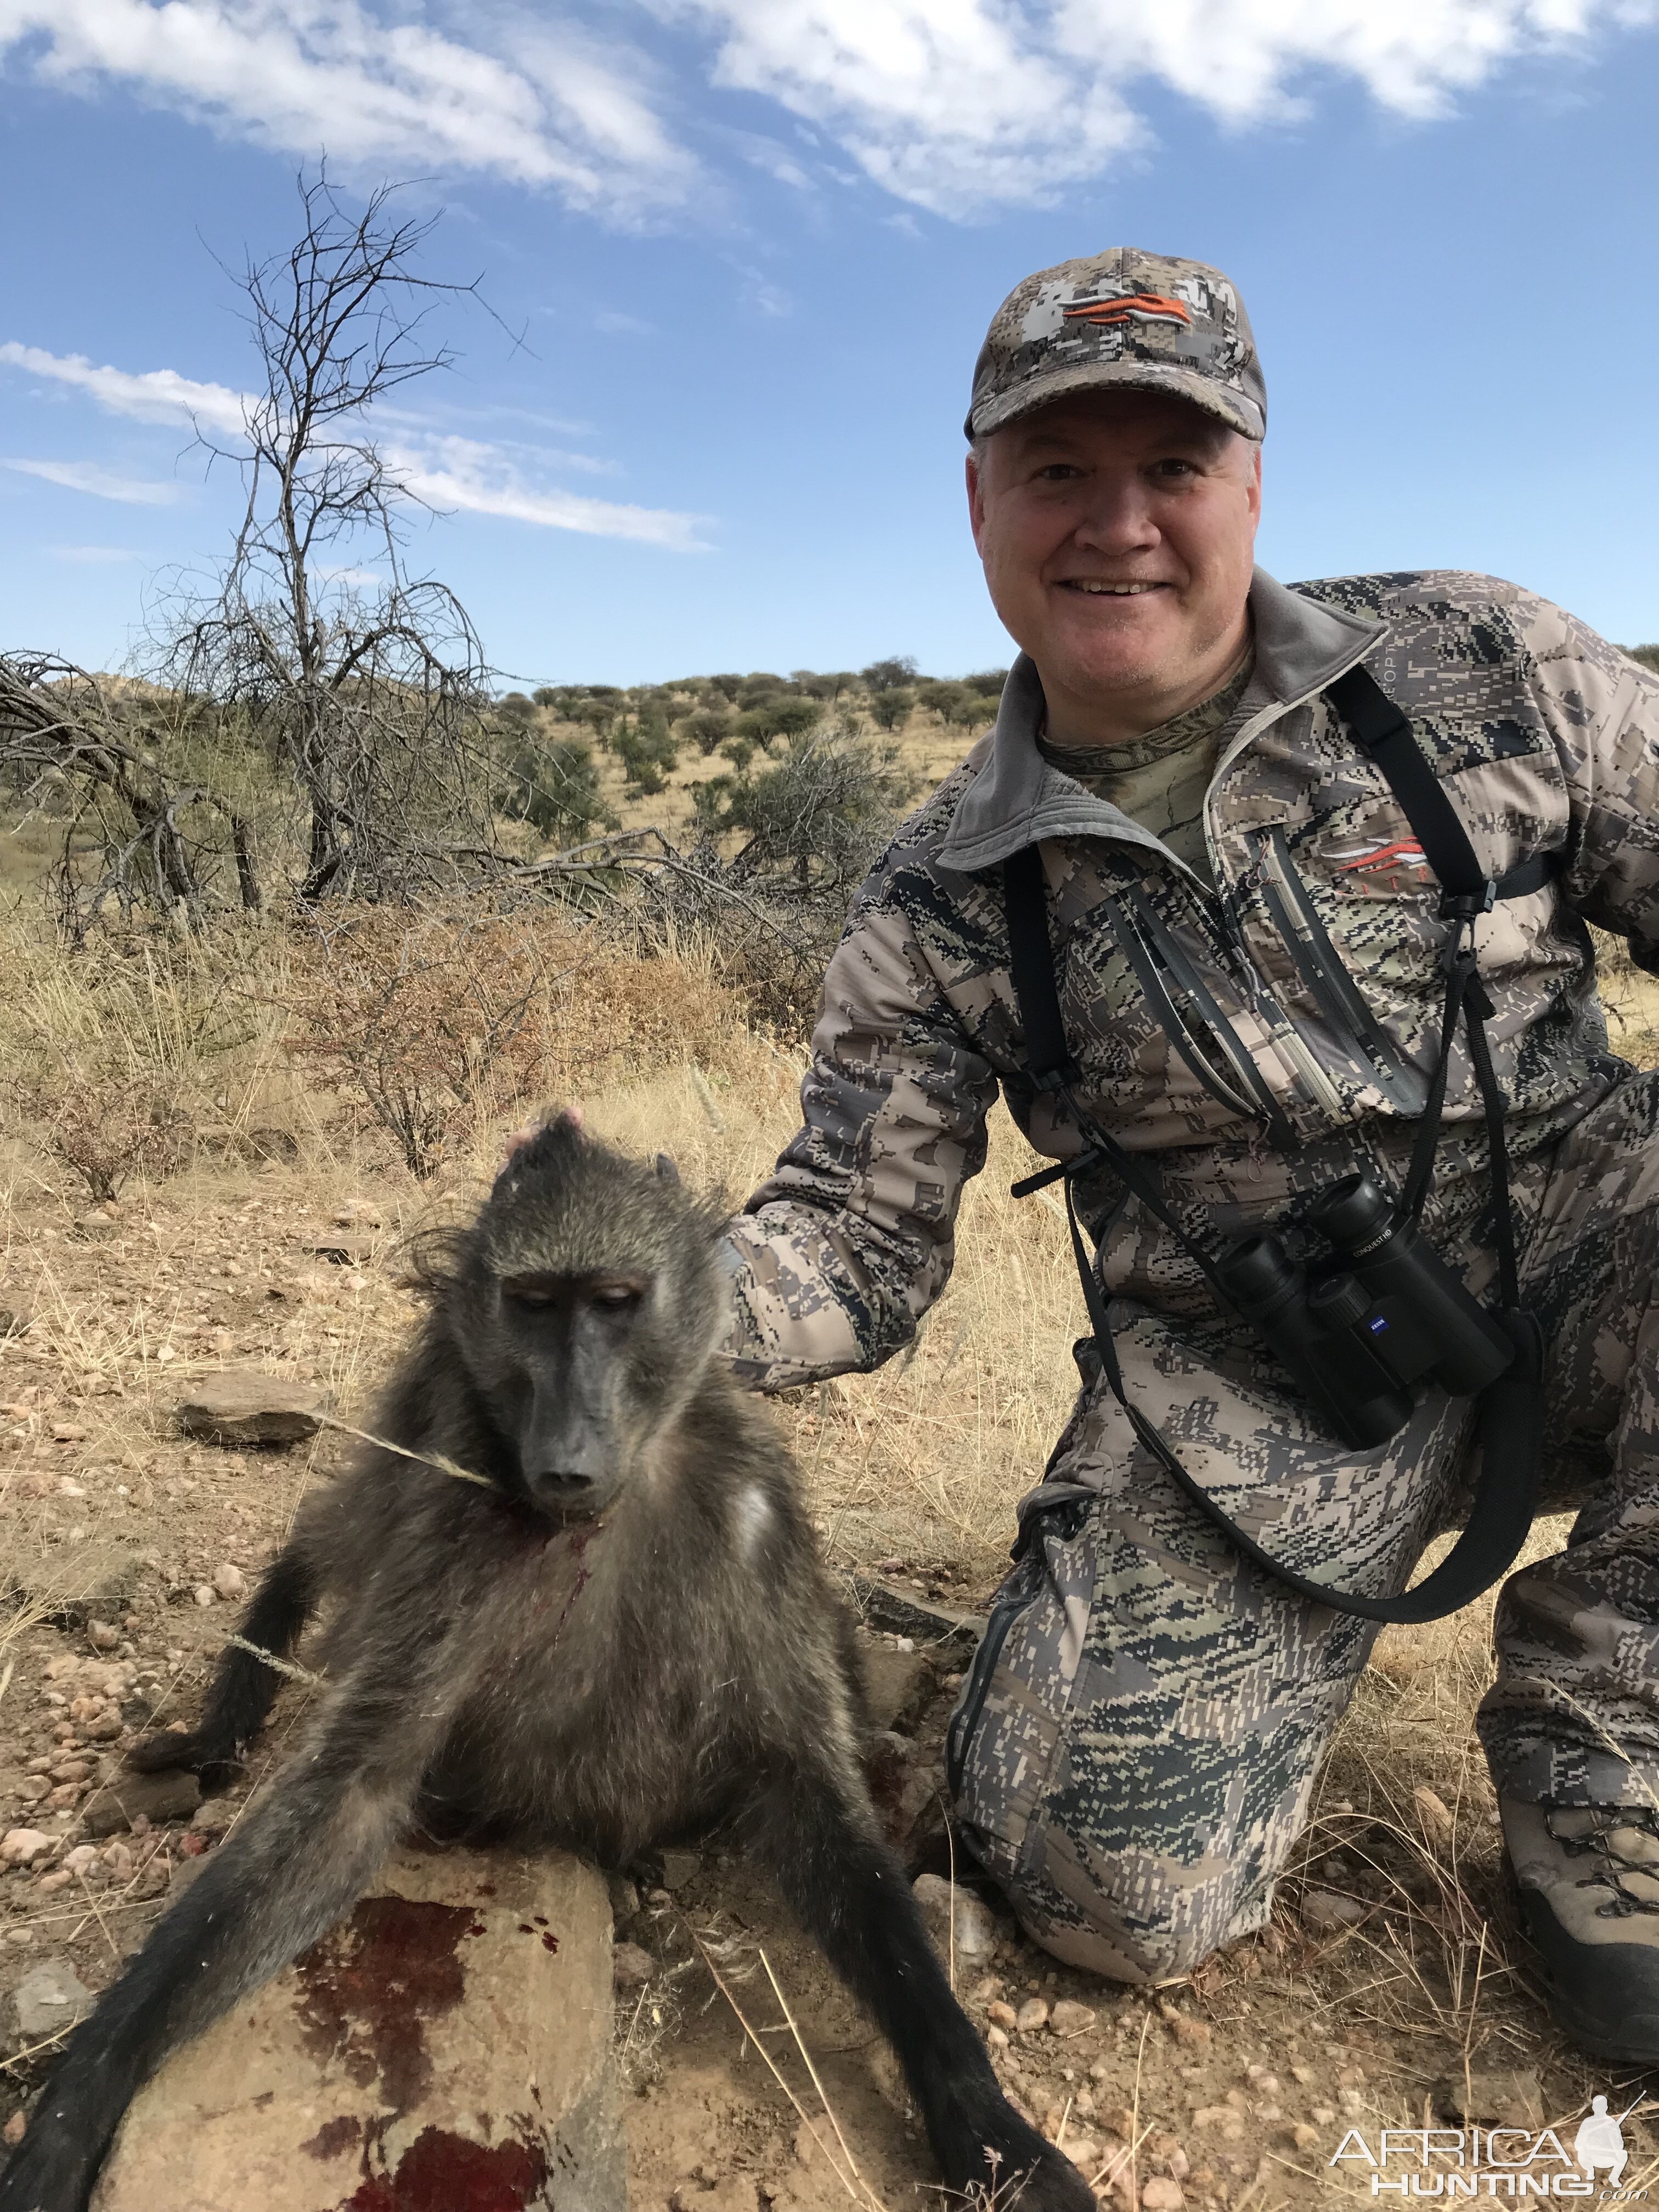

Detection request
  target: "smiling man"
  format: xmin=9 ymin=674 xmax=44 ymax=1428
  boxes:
xmin=721 ymin=249 xmax=1659 ymax=2059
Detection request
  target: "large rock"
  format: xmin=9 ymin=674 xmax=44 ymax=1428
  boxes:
xmin=93 ymin=1844 xmax=622 ymax=2212
xmin=175 ymin=1373 xmax=329 ymax=1449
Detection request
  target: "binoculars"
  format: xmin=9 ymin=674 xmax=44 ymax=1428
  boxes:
xmin=1214 ymin=1174 xmax=1515 ymax=1449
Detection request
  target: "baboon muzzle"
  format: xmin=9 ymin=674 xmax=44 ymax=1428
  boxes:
xmin=521 ymin=1389 xmax=616 ymax=1516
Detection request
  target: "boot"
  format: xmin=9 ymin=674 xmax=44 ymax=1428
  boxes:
xmin=1502 ymin=1796 xmax=1659 ymax=2062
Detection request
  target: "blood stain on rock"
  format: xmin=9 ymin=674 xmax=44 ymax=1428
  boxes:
xmin=303 ymin=2114 xmax=364 ymax=2160
xmin=540 ymin=1933 xmax=557 ymax=1953
xmin=335 ymin=2121 xmax=547 ymax=2212
xmin=295 ymin=1897 xmax=487 ymax=2111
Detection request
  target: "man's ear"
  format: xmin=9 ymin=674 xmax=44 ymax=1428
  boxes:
xmin=1245 ymin=442 xmax=1263 ymax=533
xmin=966 ymin=445 xmax=988 ymax=557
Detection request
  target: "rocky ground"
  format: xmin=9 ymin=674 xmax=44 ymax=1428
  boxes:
xmin=0 ymin=1156 xmax=1654 ymax=2209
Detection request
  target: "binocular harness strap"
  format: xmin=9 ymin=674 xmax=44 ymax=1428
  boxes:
xmin=1002 ymin=663 xmax=1546 ymax=1623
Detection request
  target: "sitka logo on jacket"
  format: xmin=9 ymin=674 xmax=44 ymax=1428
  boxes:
xmin=1322 ymin=833 xmax=1435 ymax=899
xmin=1063 ymin=291 xmax=1192 ymax=329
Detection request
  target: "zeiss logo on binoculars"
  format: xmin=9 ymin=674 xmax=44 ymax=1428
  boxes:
xmin=1331 ymin=2097 xmax=1647 ymax=2197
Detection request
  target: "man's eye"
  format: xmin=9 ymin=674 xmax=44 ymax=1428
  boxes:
xmin=1036 ymin=462 xmax=1082 ymax=481
xmin=1153 ymin=458 xmax=1197 ymax=479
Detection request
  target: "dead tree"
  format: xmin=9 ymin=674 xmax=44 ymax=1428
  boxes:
xmin=0 ymin=652 xmax=258 ymax=931
xmin=165 ymin=168 xmax=500 ymax=902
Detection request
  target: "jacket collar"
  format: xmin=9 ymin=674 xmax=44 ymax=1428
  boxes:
xmin=937 ymin=566 xmax=1386 ymax=876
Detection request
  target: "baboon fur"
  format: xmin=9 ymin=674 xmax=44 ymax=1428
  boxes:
xmin=0 ymin=1120 xmax=1090 ymax=2212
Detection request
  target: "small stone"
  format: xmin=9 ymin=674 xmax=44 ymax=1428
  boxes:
xmin=1164 ymin=2009 xmax=1212 ymax=2049
xmin=1311 ymin=2104 xmax=1336 ymax=2125
xmin=211 ymin=1564 xmax=246 ymax=1603
xmin=986 ymin=2000 xmax=1018 ymax=2030
xmin=1015 ymin=1997 xmax=1050 ymax=2034
xmin=33 ymin=1871 xmax=71 ymax=1895
xmin=193 ymin=1585 xmax=217 ymax=1609
xmin=1413 ymin=1785 xmax=1455 ymax=1850
xmin=1141 ymin=2179 xmax=1184 ymax=2210
xmin=87 ymin=1622 xmax=119 ymax=1652
xmin=57 ymin=1478 xmax=87 ymax=1499
xmin=1051 ymin=1999 xmax=1097 ymax=2036
xmin=12 ymin=1959 xmax=92 ymax=2044
xmin=1435 ymin=2067 xmax=1543 ymax=2128
xmin=1300 ymin=1888 xmax=1367 ymax=1934
xmin=1290 ymin=2122 xmax=1320 ymax=2150
xmin=612 ymin=1940 xmax=655 ymax=1990
xmin=657 ymin=1848 xmax=699 ymax=1893
xmin=81 ymin=1768 xmax=201 ymax=1838
xmin=0 ymin=1831 xmax=51 ymax=1866
xmin=2 ymin=2111 xmax=24 ymax=2146
xmin=102 ymin=1841 xmax=134 ymax=1880
xmin=1063 ymin=2136 xmax=1100 ymax=2171
xmin=14 ymin=1779 xmax=49 ymax=1805
xmin=985 ymin=2024 xmax=1009 ymax=2051
xmin=61 ymin=1846 xmax=99 ymax=1877
xmin=911 ymin=1875 xmax=998 ymax=1963
xmin=188 ymin=1798 xmax=236 ymax=1838
xmin=51 ymin=1423 xmax=87 ymax=1444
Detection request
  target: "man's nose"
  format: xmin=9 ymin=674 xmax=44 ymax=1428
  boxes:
xmin=1070 ymin=482 xmax=1160 ymax=556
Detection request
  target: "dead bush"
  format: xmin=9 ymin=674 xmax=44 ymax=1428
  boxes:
xmin=20 ymin=1075 xmax=193 ymax=1204
xmin=283 ymin=901 xmax=749 ymax=1177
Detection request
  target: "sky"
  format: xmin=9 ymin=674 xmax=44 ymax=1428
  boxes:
xmin=1 ymin=2 xmax=1658 ymax=687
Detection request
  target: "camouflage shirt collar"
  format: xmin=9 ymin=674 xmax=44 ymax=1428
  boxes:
xmin=938 ymin=566 xmax=1385 ymax=877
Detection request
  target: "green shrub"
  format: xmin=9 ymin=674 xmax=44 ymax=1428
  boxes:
xmin=495 ymin=735 xmax=615 ymax=844
xmin=868 ymin=687 xmax=914 ymax=732
xmin=861 ymin=655 xmax=919 ymax=693
xmin=681 ymin=707 xmax=733 ymax=755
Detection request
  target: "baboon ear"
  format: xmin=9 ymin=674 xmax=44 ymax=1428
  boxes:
xmin=655 ymin=1152 xmax=680 ymax=1186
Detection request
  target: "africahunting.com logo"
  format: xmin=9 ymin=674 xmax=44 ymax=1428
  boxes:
xmin=1331 ymin=2096 xmax=1646 ymax=2198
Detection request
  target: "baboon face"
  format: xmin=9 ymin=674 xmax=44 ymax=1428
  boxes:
xmin=451 ymin=1120 xmax=726 ymax=1521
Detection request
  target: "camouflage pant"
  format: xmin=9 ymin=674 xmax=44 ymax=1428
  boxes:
xmin=948 ymin=1067 xmax=1659 ymax=1983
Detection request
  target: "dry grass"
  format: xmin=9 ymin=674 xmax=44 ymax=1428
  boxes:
xmin=6 ymin=888 xmax=1659 ymax=2196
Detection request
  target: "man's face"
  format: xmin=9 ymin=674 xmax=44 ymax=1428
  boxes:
xmin=967 ymin=390 xmax=1261 ymax=719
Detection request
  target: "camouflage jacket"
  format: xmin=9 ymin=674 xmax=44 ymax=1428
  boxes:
xmin=724 ymin=569 xmax=1659 ymax=1390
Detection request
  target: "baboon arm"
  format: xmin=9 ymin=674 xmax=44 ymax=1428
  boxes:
xmin=0 ymin=1634 xmax=460 ymax=2212
xmin=755 ymin=1762 xmax=1093 ymax=2212
xmin=129 ymin=1545 xmax=320 ymax=1782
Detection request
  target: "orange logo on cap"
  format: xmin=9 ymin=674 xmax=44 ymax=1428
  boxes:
xmin=1063 ymin=293 xmax=1192 ymax=329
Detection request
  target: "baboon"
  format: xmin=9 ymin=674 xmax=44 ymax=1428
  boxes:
xmin=0 ymin=1119 xmax=1091 ymax=2212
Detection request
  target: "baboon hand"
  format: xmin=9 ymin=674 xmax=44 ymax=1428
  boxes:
xmin=940 ymin=2097 xmax=1097 ymax=2212
xmin=0 ymin=2107 xmax=101 ymax=2212
xmin=127 ymin=1728 xmax=241 ymax=1786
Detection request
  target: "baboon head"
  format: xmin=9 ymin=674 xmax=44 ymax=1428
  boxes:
xmin=445 ymin=1116 xmax=730 ymax=1520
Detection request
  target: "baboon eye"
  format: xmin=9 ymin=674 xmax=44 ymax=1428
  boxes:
xmin=590 ymin=1284 xmax=642 ymax=1312
xmin=505 ymin=1287 xmax=555 ymax=1310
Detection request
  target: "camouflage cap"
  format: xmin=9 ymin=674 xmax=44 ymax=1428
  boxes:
xmin=966 ymin=246 xmax=1266 ymax=444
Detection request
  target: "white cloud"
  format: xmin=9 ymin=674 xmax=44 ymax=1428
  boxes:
xmin=2 ymin=455 xmax=182 ymax=503
xmin=0 ymin=341 xmax=250 ymax=436
xmin=388 ymin=434 xmax=706 ymax=550
xmin=0 ymin=0 xmax=698 ymax=218
xmin=0 ymin=2 xmax=1650 ymax=221
xmin=0 ymin=340 xmax=705 ymax=550
xmin=680 ymin=0 xmax=1658 ymax=213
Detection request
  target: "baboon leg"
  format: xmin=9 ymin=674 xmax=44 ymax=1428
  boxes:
xmin=0 ymin=1640 xmax=454 ymax=2212
xmin=129 ymin=1546 xmax=319 ymax=1784
xmin=756 ymin=1763 xmax=1094 ymax=2212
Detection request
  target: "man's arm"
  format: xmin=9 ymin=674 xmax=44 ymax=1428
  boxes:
xmin=723 ymin=871 xmax=1002 ymax=1392
xmin=1530 ymin=605 xmax=1659 ymax=964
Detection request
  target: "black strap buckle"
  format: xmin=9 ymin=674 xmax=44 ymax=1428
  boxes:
xmin=1438 ymin=879 xmax=1497 ymax=922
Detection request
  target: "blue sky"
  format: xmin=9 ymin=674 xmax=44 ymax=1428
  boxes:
xmin=2 ymin=2 xmax=1657 ymax=686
